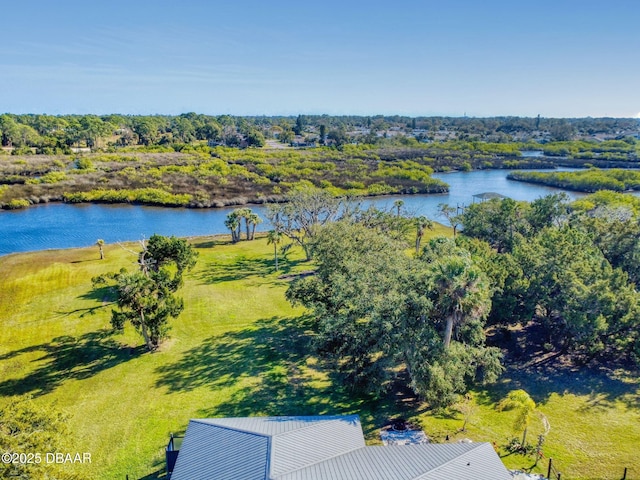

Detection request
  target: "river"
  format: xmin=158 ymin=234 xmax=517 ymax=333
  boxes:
xmin=0 ymin=168 xmax=620 ymax=256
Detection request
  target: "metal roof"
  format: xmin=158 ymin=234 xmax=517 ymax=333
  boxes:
xmin=170 ymin=415 xmax=365 ymax=480
xmin=269 ymin=416 xmax=365 ymax=477
xmin=195 ymin=415 xmax=362 ymax=438
xmin=275 ymin=443 xmax=511 ymax=480
xmin=170 ymin=420 xmax=269 ymax=480
xmin=416 ymin=443 xmax=512 ymax=480
xmin=170 ymin=416 xmax=511 ymax=480
xmin=472 ymin=192 xmax=509 ymax=200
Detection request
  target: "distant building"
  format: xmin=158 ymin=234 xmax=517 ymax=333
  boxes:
xmin=472 ymin=192 xmax=509 ymax=203
xmin=167 ymin=415 xmax=511 ymax=480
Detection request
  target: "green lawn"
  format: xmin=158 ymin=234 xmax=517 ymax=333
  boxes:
xmin=0 ymin=231 xmax=638 ymax=479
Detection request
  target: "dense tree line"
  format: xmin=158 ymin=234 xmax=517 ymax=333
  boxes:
xmin=457 ymin=193 xmax=640 ymax=364
xmin=0 ymin=113 xmax=266 ymax=152
xmin=287 ymin=223 xmax=503 ymax=407
xmin=1 ymin=113 xmax=638 ymax=153
xmin=283 ymin=193 xmax=503 ymax=407
xmin=281 ymin=189 xmax=640 ymax=408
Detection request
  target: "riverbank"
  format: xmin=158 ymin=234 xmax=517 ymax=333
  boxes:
xmin=4 ymin=156 xmax=639 ymax=212
xmin=508 ymin=168 xmax=640 ymax=193
xmin=0 ymin=168 xmax=594 ymax=256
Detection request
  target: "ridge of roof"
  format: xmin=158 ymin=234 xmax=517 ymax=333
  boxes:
xmin=190 ymin=418 xmax=272 ymax=439
xmin=270 ymin=414 xmax=361 ymax=438
xmin=191 ymin=415 xmax=365 ymax=480
xmin=265 ymin=428 xmax=273 ymax=480
xmin=191 ymin=415 xmax=361 ymax=438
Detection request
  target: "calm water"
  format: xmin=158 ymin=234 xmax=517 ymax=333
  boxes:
xmin=0 ymin=168 xmax=617 ymax=256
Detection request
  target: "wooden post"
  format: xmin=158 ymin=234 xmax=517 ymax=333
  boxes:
xmin=547 ymin=458 xmax=553 ymax=479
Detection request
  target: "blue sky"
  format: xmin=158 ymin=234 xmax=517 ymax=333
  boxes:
xmin=1 ymin=0 xmax=638 ymax=117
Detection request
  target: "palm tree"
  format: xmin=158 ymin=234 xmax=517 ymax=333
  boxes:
xmin=96 ymin=239 xmax=105 ymax=260
xmin=266 ymin=230 xmax=282 ymax=271
xmin=497 ymin=389 xmax=549 ymax=447
xmin=239 ymin=208 xmax=252 ymax=240
xmin=414 ymin=216 xmax=432 ymax=254
xmin=248 ymin=212 xmax=262 ymax=240
xmin=432 ymin=254 xmax=490 ymax=349
xmin=393 ymin=199 xmax=404 ymax=217
xmin=224 ymin=212 xmax=240 ymax=243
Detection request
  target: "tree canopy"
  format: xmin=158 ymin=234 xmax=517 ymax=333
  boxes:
xmin=0 ymin=396 xmax=84 ymax=479
xmin=497 ymin=389 xmax=549 ymax=447
xmin=459 ymin=193 xmax=640 ymax=365
xmin=93 ymin=235 xmax=197 ymax=351
xmin=286 ymin=222 xmax=502 ymax=406
xmin=267 ymin=188 xmax=341 ymax=260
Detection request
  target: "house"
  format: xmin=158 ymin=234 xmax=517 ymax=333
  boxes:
xmin=167 ymin=415 xmax=512 ymax=480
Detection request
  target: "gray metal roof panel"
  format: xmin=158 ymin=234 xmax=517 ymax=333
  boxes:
xmin=416 ymin=443 xmax=512 ymax=480
xmin=170 ymin=420 xmax=269 ymax=480
xmin=195 ymin=415 xmax=361 ymax=437
xmin=270 ymin=416 xmax=366 ymax=477
xmin=274 ymin=443 xmax=511 ymax=480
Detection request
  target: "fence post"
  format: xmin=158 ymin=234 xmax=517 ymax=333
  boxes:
xmin=547 ymin=458 xmax=553 ymax=479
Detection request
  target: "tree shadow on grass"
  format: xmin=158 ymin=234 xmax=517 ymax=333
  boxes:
xmin=137 ymin=458 xmax=168 ymax=480
xmin=195 ymin=256 xmax=306 ymax=285
xmin=49 ymin=286 xmax=119 ymax=319
xmin=154 ymin=316 xmax=419 ymax=437
xmin=483 ymin=322 xmax=640 ymax=410
xmin=77 ymin=285 xmax=118 ymax=304
xmin=138 ymin=469 xmax=166 ymax=480
xmin=475 ymin=359 xmax=640 ymax=411
xmin=154 ymin=316 xmax=313 ymax=394
xmin=0 ymin=329 xmax=144 ymax=397
xmin=189 ymin=238 xmax=227 ymax=250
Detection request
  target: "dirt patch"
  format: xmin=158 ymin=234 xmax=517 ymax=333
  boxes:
xmin=157 ymin=337 xmax=177 ymax=352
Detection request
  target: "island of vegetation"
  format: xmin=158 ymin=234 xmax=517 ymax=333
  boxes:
xmin=1 ymin=114 xmax=639 ymax=209
xmin=508 ymin=168 xmax=640 ymax=193
xmin=1 ymin=187 xmax=639 ymax=480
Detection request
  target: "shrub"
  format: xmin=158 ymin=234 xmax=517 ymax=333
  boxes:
xmin=11 ymin=146 xmax=34 ymax=155
xmin=25 ymin=171 xmax=67 ymax=184
xmin=75 ymin=157 xmax=94 ymax=170
xmin=5 ymin=198 xmax=30 ymax=209
xmin=63 ymin=188 xmax=192 ymax=206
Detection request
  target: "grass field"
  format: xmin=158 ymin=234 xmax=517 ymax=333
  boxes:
xmin=0 ymin=228 xmax=638 ymax=479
